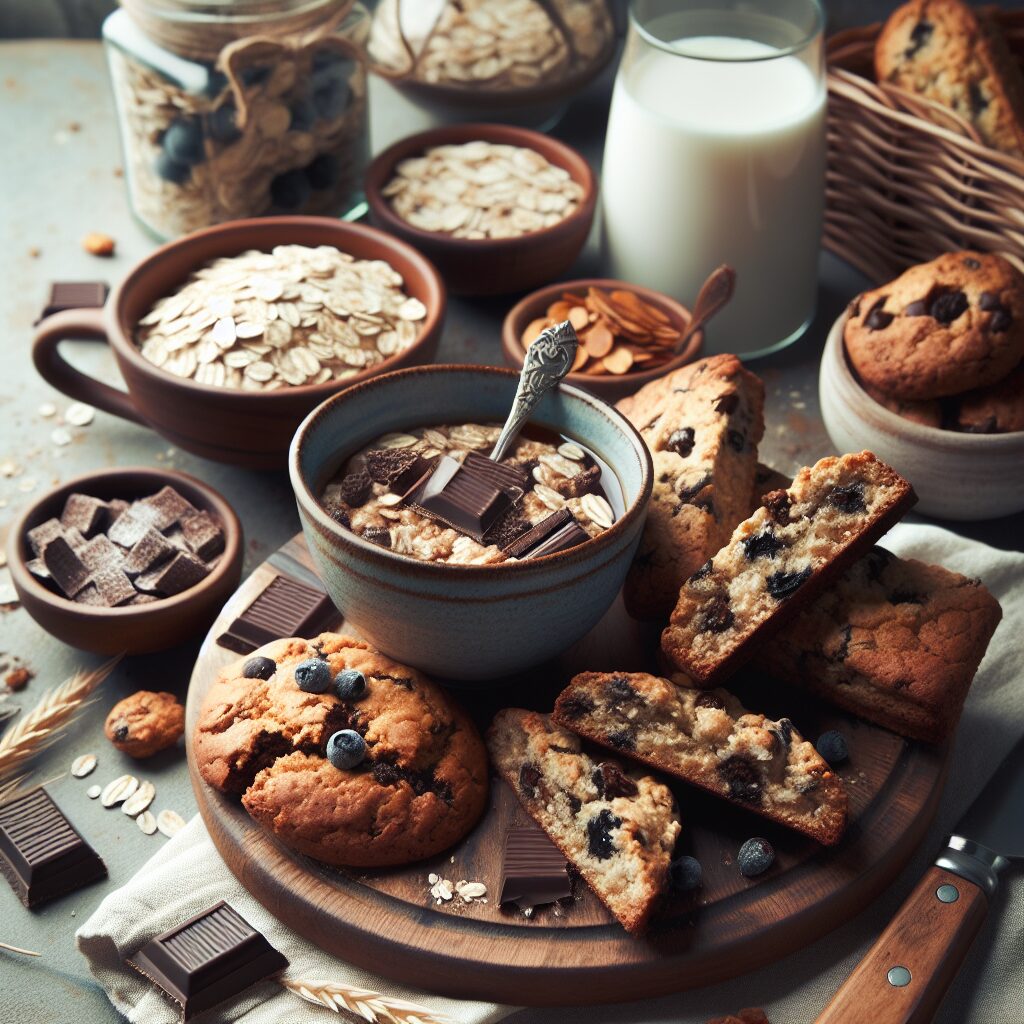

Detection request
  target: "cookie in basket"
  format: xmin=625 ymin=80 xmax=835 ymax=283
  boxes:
xmin=194 ymin=633 xmax=488 ymax=867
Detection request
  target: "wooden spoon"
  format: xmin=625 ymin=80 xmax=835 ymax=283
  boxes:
xmin=677 ymin=264 xmax=736 ymax=353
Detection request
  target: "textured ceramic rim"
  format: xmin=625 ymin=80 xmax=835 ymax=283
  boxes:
xmin=828 ymin=307 xmax=1024 ymax=446
xmin=7 ymin=466 xmax=243 ymax=619
xmin=289 ymin=363 xmax=654 ymax=577
xmin=364 ymin=123 xmax=598 ymax=253
xmin=104 ymin=216 xmax=446 ymax=403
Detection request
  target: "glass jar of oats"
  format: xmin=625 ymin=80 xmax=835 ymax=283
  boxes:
xmin=103 ymin=0 xmax=370 ymax=240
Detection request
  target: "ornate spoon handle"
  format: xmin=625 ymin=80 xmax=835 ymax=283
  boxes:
xmin=490 ymin=320 xmax=578 ymax=463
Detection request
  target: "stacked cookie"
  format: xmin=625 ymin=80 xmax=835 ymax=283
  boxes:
xmin=845 ymin=251 xmax=1024 ymax=433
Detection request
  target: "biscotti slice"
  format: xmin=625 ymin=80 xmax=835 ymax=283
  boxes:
xmin=875 ymin=0 xmax=1024 ymax=158
xmin=662 ymin=451 xmax=916 ymax=685
xmin=487 ymin=709 xmax=680 ymax=934
xmin=762 ymin=547 xmax=1002 ymax=743
xmin=616 ymin=355 xmax=765 ymax=621
xmin=553 ymin=672 xmax=848 ymax=845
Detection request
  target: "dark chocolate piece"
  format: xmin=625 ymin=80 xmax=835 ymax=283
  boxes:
xmin=60 ymin=493 xmax=108 ymax=538
xmin=27 ymin=518 xmax=66 ymax=557
xmin=107 ymin=510 xmax=153 ymax=549
xmin=0 ymin=787 xmax=107 ymax=907
xmin=136 ymin=486 xmax=196 ymax=531
xmin=36 ymin=281 xmax=108 ymax=324
xmin=405 ymin=455 xmax=512 ymax=543
xmin=462 ymin=451 xmax=528 ymax=494
xmin=92 ymin=567 xmax=137 ymax=607
xmin=74 ymin=583 xmax=106 ymax=606
xmin=122 ymin=527 xmax=176 ymax=577
xmin=42 ymin=535 xmax=90 ymax=596
xmin=178 ymin=511 xmax=225 ymax=561
xmin=152 ymin=552 xmax=210 ymax=596
xmin=499 ymin=826 xmax=571 ymax=910
xmin=503 ymin=509 xmax=572 ymax=558
xmin=514 ymin=512 xmax=589 ymax=559
xmin=126 ymin=901 xmax=287 ymax=1020
xmin=217 ymin=574 xmax=338 ymax=654
xmin=365 ymin=449 xmax=435 ymax=494
xmin=78 ymin=534 xmax=126 ymax=573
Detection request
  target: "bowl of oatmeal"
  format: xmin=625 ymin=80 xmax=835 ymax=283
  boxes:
xmin=365 ymin=124 xmax=596 ymax=295
xmin=289 ymin=365 xmax=653 ymax=680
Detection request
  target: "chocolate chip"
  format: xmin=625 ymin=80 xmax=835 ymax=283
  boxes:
xmin=567 ymin=794 xmax=582 ymax=814
xmin=978 ymin=292 xmax=1013 ymax=332
xmin=694 ymin=692 xmax=724 ymax=710
xmin=361 ymin=526 xmax=391 ymax=548
xmin=864 ymin=297 xmax=893 ymax=330
xmin=766 ymin=567 xmax=812 ymax=599
xmin=774 ymin=718 xmax=794 ymax=746
xmin=963 ymin=256 xmax=981 ymax=270
xmin=699 ymin=595 xmax=734 ymax=633
xmin=330 ymin=507 xmax=351 ymax=530
xmin=903 ymin=299 xmax=928 ymax=316
xmin=968 ymin=80 xmax=988 ymax=115
xmin=979 ymin=291 xmax=1000 ymax=311
xmin=904 ymin=19 xmax=933 ymax=57
xmin=609 ymin=677 xmax=638 ymax=702
xmin=675 ymin=473 xmax=712 ymax=504
xmin=688 ymin=559 xmax=713 ymax=582
xmin=667 ymin=427 xmax=695 ymax=458
xmin=586 ymin=809 xmax=621 ymax=860
xmin=114 ymin=723 xmax=129 ymax=742
xmin=930 ymin=290 xmax=968 ymax=325
xmin=727 ymin=429 xmax=746 ymax=452
xmin=365 ymin=449 xmax=418 ymax=486
xmin=714 ymin=393 xmax=738 ymax=414
xmin=558 ymin=693 xmax=595 ymax=719
xmin=339 ymin=471 xmax=371 ymax=507
xmin=718 ymin=756 xmax=762 ymax=803
xmin=607 ymin=729 xmax=635 ymax=751
xmin=519 ymin=764 xmax=541 ymax=798
xmin=889 ymin=589 xmax=926 ymax=605
xmin=592 ymin=762 xmax=638 ymax=799
xmin=825 ymin=483 xmax=866 ymax=514
xmin=742 ymin=529 xmax=784 ymax=561
xmin=763 ymin=489 xmax=792 ymax=525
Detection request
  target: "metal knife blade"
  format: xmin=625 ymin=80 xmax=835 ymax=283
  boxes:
xmin=952 ymin=733 xmax=1024 ymax=861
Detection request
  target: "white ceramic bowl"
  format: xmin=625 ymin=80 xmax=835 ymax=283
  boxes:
xmin=819 ymin=309 xmax=1024 ymax=520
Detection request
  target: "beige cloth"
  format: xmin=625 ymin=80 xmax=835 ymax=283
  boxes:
xmin=78 ymin=523 xmax=1023 ymax=1024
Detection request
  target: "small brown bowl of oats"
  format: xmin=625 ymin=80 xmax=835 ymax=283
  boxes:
xmin=31 ymin=217 xmax=445 ymax=469
xmin=365 ymin=124 xmax=597 ymax=296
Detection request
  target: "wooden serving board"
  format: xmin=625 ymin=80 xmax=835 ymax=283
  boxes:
xmin=185 ymin=533 xmax=949 ymax=1006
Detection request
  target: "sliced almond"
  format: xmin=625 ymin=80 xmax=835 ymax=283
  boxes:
xmin=157 ymin=809 xmax=186 ymax=838
xmin=602 ymin=345 xmax=634 ymax=375
xmin=71 ymin=754 xmax=97 ymax=778
xmin=122 ymin=781 xmax=156 ymax=817
xmin=584 ymin=322 xmax=614 ymax=359
xmin=567 ymin=305 xmax=590 ymax=331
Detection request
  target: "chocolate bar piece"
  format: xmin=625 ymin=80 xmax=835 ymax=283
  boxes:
xmin=520 ymin=519 xmax=589 ymax=559
xmin=503 ymin=509 xmax=589 ymax=559
xmin=27 ymin=518 xmax=66 ymax=557
xmin=126 ymin=901 xmax=287 ymax=1020
xmin=365 ymin=449 xmax=435 ymax=494
xmin=218 ymin=574 xmax=338 ymax=654
xmin=78 ymin=534 xmax=126 ymax=573
xmin=137 ymin=486 xmax=197 ymax=531
xmin=92 ymin=567 xmax=137 ymax=607
xmin=152 ymin=552 xmax=209 ymax=596
xmin=107 ymin=510 xmax=153 ymax=549
xmin=462 ymin=451 xmax=528 ymax=494
xmin=42 ymin=535 xmax=90 ymax=596
xmin=74 ymin=583 xmax=106 ymax=606
xmin=60 ymin=493 xmax=108 ymax=538
xmin=406 ymin=455 xmax=512 ymax=543
xmin=122 ymin=527 xmax=176 ymax=577
xmin=36 ymin=281 xmax=108 ymax=323
xmin=179 ymin=511 xmax=225 ymax=561
xmin=499 ymin=826 xmax=571 ymax=910
xmin=0 ymin=787 xmax=107 ymax=907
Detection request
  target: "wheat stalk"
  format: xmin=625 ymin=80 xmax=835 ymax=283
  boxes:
xmin=0 ymin=657 xmax=120 ymax=786
xmin=282 ymin=977 xmax=455 ymax=1024
xmin=0 ymin=940 xmax=40 ymax=957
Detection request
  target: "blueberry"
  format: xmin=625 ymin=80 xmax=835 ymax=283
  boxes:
xmin=289 ymin=96 xmax=317 ymax=133
xmin=669 ymin=855 xmax=702 ymax=892
xmin=201 ymin=69 xmax=228 ymax=98
xmin=738 ymin=837 xmax=775 ymax=877
xmin=326 ymin=729 xmax=366 ymax=770
xmin=154 ymin=150 xmax=191 ymax=184
xmin=313 ymin=76 xmax=351 ymax=120
xmin=242 ymin=655 xmax=276 ymax=680
xmin=162 ymin=117 xmax=205 ymax=165
xmin=207 ymin=103 xmax=241 ymax=144
xmin=306 ymin=153 xmax=340 ymax=190
xmin=294 ymin=658 xmax=332 ymax=693
xmin=816 ymin=730 xmax=849 ymax=766
xmin=335 ymin=668 xmax=367 ymax=701
xmin=270 ymin=170 xmax=312 ymax=210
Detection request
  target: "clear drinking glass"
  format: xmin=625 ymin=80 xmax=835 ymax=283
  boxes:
xmin=601 ymin=0 xmax=825 ymax=358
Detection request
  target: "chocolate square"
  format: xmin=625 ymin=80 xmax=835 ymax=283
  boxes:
xmin=499 ymin=826 xmax=571 ymax=910
xmin=36 ymin=281 xmax=108 ymax=324
xmin=107 ymin=498 xmax=130 ymax=524
xmin=74 ymin=584 xmax=106 ymax=606
xmin=406 ymin=455 xmax=512 ymax=543
xmin=462 ymin=451 xmax=529 ymax=493
xmin=27 ymin=518 xmax=66 ymax=557
xmin=137 ymin=486 xmax=196 ymax=531
xmin=107 ymin=510 xmax=153 ymax=549
xmin=217 ymin=574 xmax=337 ymax=654
xmin=42 ymin=536 xmax=90 ymax=597
xmin=60 ymin=493 xmax=108 ymax=538
xmin=179 ymin=511 xmax=224 ymax=561
xmin=78 ymin=534 xmax=126 ymax=573
xmin=151 ymin=552 xmax=209 ymax=596
xmin=92 ymin=568 xmax=136 ymax=607
xmin=122 ymin=527 xmax=176 ymax=577
xmin=504 ymin=510 xmax=589 ymax=559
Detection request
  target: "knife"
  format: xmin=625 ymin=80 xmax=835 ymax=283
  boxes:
xmin=817 ymin=734 xmax=1024 ymax=1024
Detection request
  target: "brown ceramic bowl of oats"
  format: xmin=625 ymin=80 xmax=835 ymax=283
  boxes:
xmin=365 ymin=124 xmax=597 ymax=296
xmin=31 ymin=217 xmax=446 ymax=469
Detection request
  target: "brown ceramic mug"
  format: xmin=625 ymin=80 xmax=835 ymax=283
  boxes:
xmin=32 ymin=216 xmax=446 ymax=469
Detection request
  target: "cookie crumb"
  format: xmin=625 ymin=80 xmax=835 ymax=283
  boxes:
xmin=5 ymin=667 xmax=33 ymax=691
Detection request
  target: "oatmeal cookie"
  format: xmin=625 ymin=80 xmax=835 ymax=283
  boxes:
xmin=487 ymin=708 xmax=680 ymax=934
xmin=104 ymin=690 xmax=184 ymax=758
xmin=955 ymin=362 xmax=1024 ymax=433
xmin=194 ymin=634 xmax=488 ymax=867
xmin=875 ymin=0 xmax=1024 ymax=158
xmin=762 ymin=547 xmax=1001 ymax=742
xmin=616 ymin=355 xmax=765 ymax=621
xmin=553 ymin=672 xmax=847 ymax=845
xmin=662 ymin=452 xmax=916 ymax=686
xmin=844 ymin=252 xmax=1024 ymax=400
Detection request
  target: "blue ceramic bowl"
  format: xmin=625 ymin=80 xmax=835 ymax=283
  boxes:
xmin=289 ymin=365 xmax=653 ymax=681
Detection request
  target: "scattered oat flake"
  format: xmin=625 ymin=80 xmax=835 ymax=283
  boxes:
xmin=37 ymin=403 xmax=56 ymax=418
xmin=0 ymin=460 xmax=20 ymax=478
xmin=51 ymin=427 xmax=72 ymax=447
xmin=157 ymin=809 xmax=185 ymax=837
xmin=136 ymin=811 xmax=158 ymax=835
xmin=65 ymin=403 xmax=95 ymax=426
xmin=122 ymin=781 xmax=156 ymax=817
xmin=71 ymin=754 xmax=97 ymax=778
xmin=17 ymin=478 xmax=37 ymax=493
xmin=455 ymin=881 xmax=487 ymax=903
xmin=86 ymin=784 xmax=101 ymax=799
xmin=101 ymin=774 xmax=139 ymax=807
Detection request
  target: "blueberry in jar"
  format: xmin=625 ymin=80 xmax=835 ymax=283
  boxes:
xmin=154 ymin=150 xmax=191 ymax=184
xmin=326 ymin=729 xmax=366 ymax=770
xmin=306 ymin=153 xmax=340 ymax=190
xmin=738 ymin=837 xmax=775 ymax=877
xmin=313 ymin=74 xmax=351 ymax=120
xmin=335 ymin=668 xmax=367 ymax=701
xmin=162 ymin=117 xmax=205 ymax=165
xmin=271 ymin=169 xmax=313 ymax=210
xmin=289 ymin=96 xmax=317 ymax=133
xmin=207 ymin=103 xmax=241 ymax=144
xmin=294 ymin=657 xmax=332 ymax=693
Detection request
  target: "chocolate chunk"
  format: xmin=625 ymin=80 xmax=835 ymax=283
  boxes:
xmin=514 ymin=514 xmax=589 ymax=560
xmin=91 ymin=567 xmax=137 ymax=607
xmin=592 ymin=762 xmax=638 ymax=799
xmin=365 ymin=449 xmax=433 ymax=493
xmin=609 ymin=677 xmax=638 ymax=701
xmin=338 ymin=470 xmax=371 ymax=507
xmin=718 ymin=756 xmax=762 ymax=803
xmin=42 ymin=535 xmax=90 ymax=597
xmin=979 ymin=291 xmax=1013 ymax=332
xmin=930 ymin=290 xmax=968 ymax=326
xmin=675 ymin=473 xmax=712 ymax=505
xmin=498 ymin=826 xmax=571 ymax=910
xmin=825 ymin=483 xmax=866 ymax=514
xmin=698 ymin=595 xmax=734 ymax=633
xmin=903 ymin=299 xmax=928 ymax=316
xmin=864 ymin=297 xmax=893 ymax=330
xmin=126 ymin=901 xmax=288 ymax=1021
xmin=695 ymin=692 xmax=724 ymax=710
xmin=968 ymin=80 xmax=988 ymax=115
xmin=36 ymin=281 xmax=109 ymax=324
xmin=667 ymin=427 xmax=695 ymax=457
xmin=74 ymin=584 xmax=105 ymax=606
xmin=556 ymin=693 xmax=595 ymax=719
xmin=714 ymin=393 xmax=738 ymax=414
xmin=742 ymin=529 xmax=783 ymax=561
xmin=766 ymin=567 xmax=812 ymax=599
xmin=137 ymin=486 xmax=196 ymax=530
xmin=462 ymin=451 xmax=528 ymax=494
xmin=607 ymin=729 xmax=635 ymax=751
xmin=27 ymin=518 xmax=67 ymax=557
xmin=217 ymin=574 xmax=337 ymax=654
xmin=586 ymin=809 xmax=621 ymax=860
xmin=107 ymin=498 xmax=130 ymax=523
xmin=122 ymin=527 xmax=176 ymax=577
xmin=487 ymin=508 xmax=533 ymax=551
xmin=361 ymin=525 xmax=392 ymax=548
xmin=151 ymin=552 xmax=210 ymax=596
xmin=501 ymin=508 xmax=568 ymax=556
xmin=904 ymin=19 xmax=933 ymax=57
xmin=727 ymin=429 xmax=746 ymax=452
xmin=60 ymin=493 xmax=108 ymax=538
xmin=329 ymin=507 xmax=351 ymax=530
xmin=763 ymin=488 xmax=792 ymax=524
xmin=688 ymin=559 xmax=713 ymax=582
xmin=107 ymin=510 xmax=153 ymax=549
xmin=179 ymin=511 xmax=225 ymax=561
xmin=518 ymin=764 xmax=541 ymax=798
xmin=78 ymin=534 xmax=126 ymax=573
xmin=0 ymin=787 xmax=107 ymax=907
xmin=405 ymin=455 xmax=511 ymax=543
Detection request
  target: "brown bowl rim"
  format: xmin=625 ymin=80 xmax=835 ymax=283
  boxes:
xmin=364 ymin=123 xmax=598 ymax=253
xmin=289 ymin=363 xmax=654 ymax=578
xmin=7 ymin=466 xmax=244 ymax=620
xmin=104 ymin=216 xmax=446 ymax=405
xmin=501 ymin=277 xmax=704 ymax=391
xmin=828 ymin=307 xmax=1024 ymax=444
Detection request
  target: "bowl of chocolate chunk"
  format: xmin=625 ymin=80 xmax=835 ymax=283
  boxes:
xmin=290 ymin=360 xmax=653 ymax=680
xmin=32 ymin=216 xmax=445 ymax=469
xmin=820 ymin=251 xmax=1024 ymax=519
xmin=365 ymin=124 xmax=596 ymax=296
xmin=7 ymin=468 xmax=243 ymax=654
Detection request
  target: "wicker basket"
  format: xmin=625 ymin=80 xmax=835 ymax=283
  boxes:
xmin=825 ymin=12 xmax=1024 ymax=284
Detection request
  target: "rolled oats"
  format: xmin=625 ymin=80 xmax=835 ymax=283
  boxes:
xmin=134 ymin=244 xmax=426 ymax=390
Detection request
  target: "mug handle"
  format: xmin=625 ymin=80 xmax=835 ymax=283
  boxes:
xmin=33 ymin=307 xmax=147 ymax=426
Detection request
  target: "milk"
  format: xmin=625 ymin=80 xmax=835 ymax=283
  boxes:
xmin=602 ymin=33 xmax=825 ymax=356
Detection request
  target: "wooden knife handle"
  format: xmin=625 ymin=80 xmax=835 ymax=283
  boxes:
xmin=816 ymin=866 xmax=988 ymax=1024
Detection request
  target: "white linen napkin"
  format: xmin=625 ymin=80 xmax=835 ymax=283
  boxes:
xmin=77 ymin=523 xmax=1024 ymax=1024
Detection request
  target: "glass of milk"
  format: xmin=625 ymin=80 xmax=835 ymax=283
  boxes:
xmin=602 ymin=0 xmax=825 ymax=358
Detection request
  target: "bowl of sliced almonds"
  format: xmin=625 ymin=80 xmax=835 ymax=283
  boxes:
xmin=501 ymin=275 xmax=715 ymax=403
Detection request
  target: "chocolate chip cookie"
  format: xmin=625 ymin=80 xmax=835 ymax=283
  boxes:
xmin=955 ymin=362 xmax=1024 ymax=433
xmin=762 ymin=547 xmax=1002 ymax=743
xmin=875 ymin=0 xmax=1024 ymax=157
xmin=487 ymin=709 xmax=680 ymax=934
xmin=553 ymin=672 xmax=847 ymax=845
xmin=844 ymin=252 xmax=1024 ymax=400
xmin=616 ymin=355 xmax=765 ymax=621
xmin=104 ymin=690 xmax=184 ymax=758
xmin=195 ymin=634 xmax=488 ymax=867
